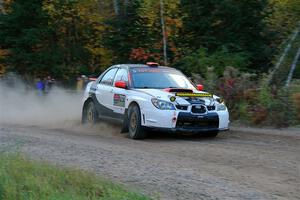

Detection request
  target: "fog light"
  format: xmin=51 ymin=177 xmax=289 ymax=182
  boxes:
xmin=170 ymin=96 xmax=176 ymax=102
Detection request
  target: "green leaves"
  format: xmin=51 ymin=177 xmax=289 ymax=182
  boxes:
xmin=176 ymin=47 xmax=250 ymax=77
xmin=0 ymin=0 xmax=297 ymax=80
xmin=0 ymin=0 xmax=52 ymax=75
xmin=0 ymin=0 xmax=112 ymax=79
xmin=180 ymin=0 xmax=272 ymax=71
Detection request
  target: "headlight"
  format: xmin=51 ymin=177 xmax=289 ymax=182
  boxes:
xmin=151 ymin=98 xmax=175 ymax=110
xmin=217 ymin=104 xmax=227 ymax=111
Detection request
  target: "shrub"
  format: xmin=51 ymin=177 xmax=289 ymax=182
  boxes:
xmin=292 ymin=93 xmax=300 ymax=122
xmin=248 ymin=105 xmax=268 ymax=125
xmin=188 ymin=61 xmax=299 ymax=127
xmin=177 ymin=47 xmax=250 ymax=77
xmin=266 ymin=89 xmax=296 ymax=127
xmin=235 ymin=101 xmax=251 ymax=122
xmin=215 ymin=67 xmax=256 ymax=120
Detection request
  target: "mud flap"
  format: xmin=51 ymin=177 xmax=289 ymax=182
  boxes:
xmin=120 ymin=109 xmax=129 ymax=133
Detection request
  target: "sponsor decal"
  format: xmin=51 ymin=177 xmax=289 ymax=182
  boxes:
xmin=176 ymin=93 xmax=213 ymax=98
xmin=131 ymin=68 xmax=171 ymax=73
xmin=132 ymin=68 xmax=161 ymax=73
xmin=170 ymin=96 xmax=176 ymax=102
xmin=113 ymin=94 xmax=126 ymax=107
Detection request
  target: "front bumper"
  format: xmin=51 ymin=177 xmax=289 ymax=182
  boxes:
xmin=142 ymin=108 xmax=229 ymax=132
xmin=144 ymin=126 xmax=229 ymax=133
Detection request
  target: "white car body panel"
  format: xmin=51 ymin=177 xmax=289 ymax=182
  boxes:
xmin=123 ymin=89 xmax=229 ymax=129
xmin=82 ymin=64 xmax=230 ymax=133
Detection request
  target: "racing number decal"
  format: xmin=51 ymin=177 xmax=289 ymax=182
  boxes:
xmin=113 ymin=94 xmax=126 ymax=107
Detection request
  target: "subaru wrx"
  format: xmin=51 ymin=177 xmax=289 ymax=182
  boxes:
xmin=82 ymin=63 xmax=229 ymax=139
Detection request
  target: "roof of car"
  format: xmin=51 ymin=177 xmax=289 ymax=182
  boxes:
xmin=115 ymin=64 xmax=174 ymax=70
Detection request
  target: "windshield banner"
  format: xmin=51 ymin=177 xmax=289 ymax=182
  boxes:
xmin=176 ymin=93 xmax=213 ymax=98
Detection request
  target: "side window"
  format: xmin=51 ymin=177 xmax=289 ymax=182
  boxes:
xmin=100 ymin=68 xmax=118 ymax=85
xmin=114 ymin=68 xmax=128 ymax=83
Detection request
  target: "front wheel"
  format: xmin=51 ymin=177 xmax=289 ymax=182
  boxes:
xmin=128 ymin=104 xmax=147 ymax=139
xmin=82 ymin=101 xmax=98 ymax=125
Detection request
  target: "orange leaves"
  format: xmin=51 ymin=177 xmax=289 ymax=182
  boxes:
xmin=0 ymin=49 xmax=8 ymax=74
xmin=0 ymin=49 xmax=9 ymax=58
xmin=130 ymin=48 xmax=161 ymax=62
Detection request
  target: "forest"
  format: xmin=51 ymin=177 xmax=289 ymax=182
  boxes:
xmin=0 ymin=0 xmax=300 ymax=126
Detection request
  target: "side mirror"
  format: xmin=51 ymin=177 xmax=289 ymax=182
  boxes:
xmin=115 ymin=81 xmax=127 ymax=89
xmin=197 ymin=84 xmax=204 ymax=91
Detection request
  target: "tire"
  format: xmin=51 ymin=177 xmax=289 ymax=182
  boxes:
xmin=206 ymin=131 xmax=219 ymax=138
xmin=82 ymin=101 xmax=98 ymax=125
xmin=128 ymin=104 xmax=146 ymax=139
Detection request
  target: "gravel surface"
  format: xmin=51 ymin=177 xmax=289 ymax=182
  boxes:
xmin=0 ymin=123 xmax=299 ymax=200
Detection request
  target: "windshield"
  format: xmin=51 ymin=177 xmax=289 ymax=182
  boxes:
xmin=130 ymin=67 xmax=196 ymax=89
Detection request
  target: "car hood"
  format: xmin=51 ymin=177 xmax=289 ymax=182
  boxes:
xmin=135 ymin=88 xmax=216 ymax=106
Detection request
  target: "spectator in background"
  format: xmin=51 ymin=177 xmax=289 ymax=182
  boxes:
xmin=77 ymin=75 xmax=83 ymax=91
xmin=77 ymin=75 xmax=88 ymax=91
xmin=82 ymin=75 xmax=88 ymax=89
xmin=36 ymin=78 xmax=44 ymax=96
xmin=45 ymin=76 xmax=54 ymax=94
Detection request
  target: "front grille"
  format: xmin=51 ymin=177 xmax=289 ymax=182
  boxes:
xmin=191 ymin=105 xmax=206 ymax=114
xmin=176 ymin=105 xmax=188 ymax=110
xmin=176 ymin=113 xmax=219 ymax=129
xmin=185 ymin=98 xmax=205 ymax=105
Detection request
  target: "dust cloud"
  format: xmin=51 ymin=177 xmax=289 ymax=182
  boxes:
xmin=0 ymin=76 xmax=120 ymax=136
xmin=0 ymin=78 xmax=81 ymax=127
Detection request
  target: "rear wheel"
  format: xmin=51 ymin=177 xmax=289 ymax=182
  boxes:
xmin=82 ymin=101 xmax=98 ymax=125
xmin=128 ymin=104 xmax=146 ymax=139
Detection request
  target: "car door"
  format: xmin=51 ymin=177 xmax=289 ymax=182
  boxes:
xmin=111 ymin=68 xmax=129 ymax=116
xmin=95 ymin=67 xmax=118 ymax=117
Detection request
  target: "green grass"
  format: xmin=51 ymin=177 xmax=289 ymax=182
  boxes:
xmin=0 ymin=153 xmax=151 ymax=200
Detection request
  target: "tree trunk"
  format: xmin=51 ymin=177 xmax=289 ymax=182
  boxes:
xmin=269 ymin=22 xmax=300 ymax=83
xmin=285 ymin=45 xmax=300 ymax=87
xmin=113 ymin=0 xmax=119 ymax=16
xmin=124 ymin=0 xmax=128 ymax=15
xmin=160 ymin=0 xmax=168 ymax=65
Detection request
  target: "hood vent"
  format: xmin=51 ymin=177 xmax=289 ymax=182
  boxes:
xmin=164 ymin=88 xmax=193 ymax=93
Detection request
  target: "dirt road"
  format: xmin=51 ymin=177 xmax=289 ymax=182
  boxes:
xmin=0 ymin=123 xmax=299 ymax=200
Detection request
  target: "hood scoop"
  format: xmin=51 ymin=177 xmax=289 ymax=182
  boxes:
xmin=163 ymin=88 xmax=193 ymax=93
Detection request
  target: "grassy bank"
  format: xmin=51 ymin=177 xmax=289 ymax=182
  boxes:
xmin=0 ymin=153 xmax=151 ymax=200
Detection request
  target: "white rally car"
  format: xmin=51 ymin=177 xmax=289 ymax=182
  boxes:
xmin=82 ymin=62 xmax=229 ymax=139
